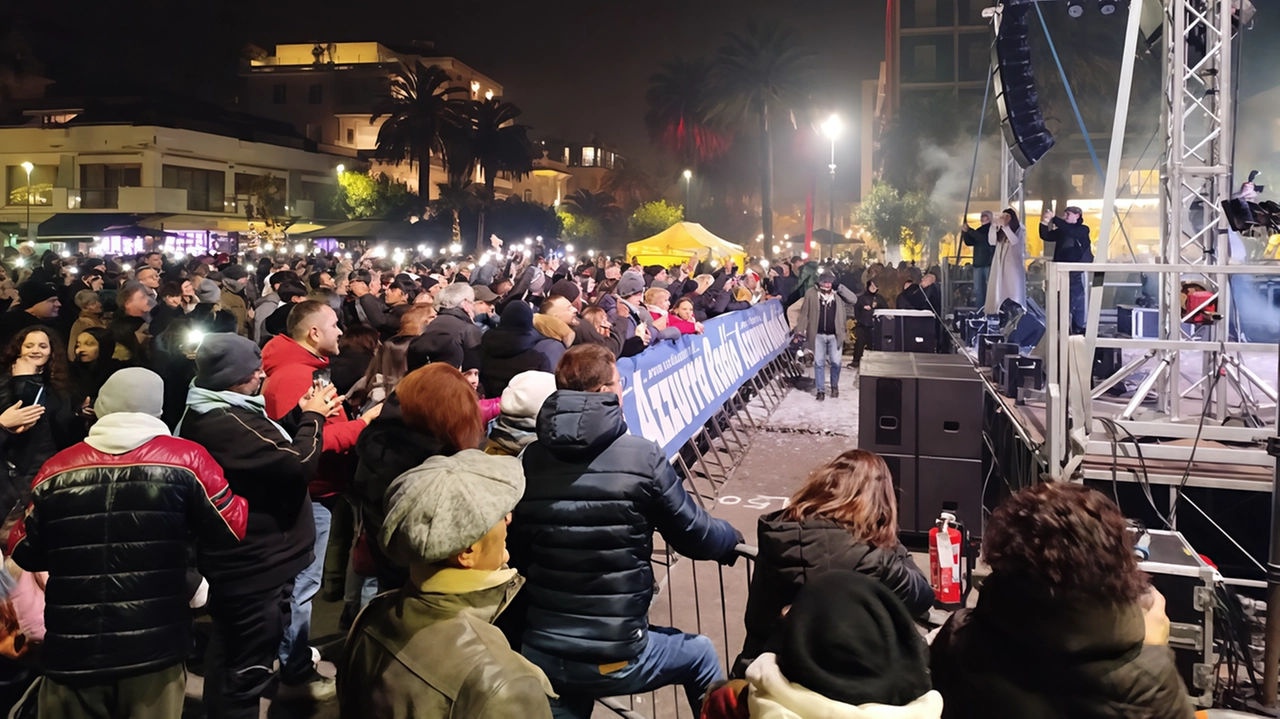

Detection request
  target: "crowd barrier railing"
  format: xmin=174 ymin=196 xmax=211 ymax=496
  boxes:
xmin=596 ymin=544 xmax=759 ymax=719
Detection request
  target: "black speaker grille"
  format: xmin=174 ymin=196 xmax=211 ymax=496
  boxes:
xmin=993 ymin=3 xmax=1054 ymax=168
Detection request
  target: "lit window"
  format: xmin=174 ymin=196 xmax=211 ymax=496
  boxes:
xmin=562 ymin=148 xmax=570 ymax=164
xmin=471 ymin=80 xmax=480 ymax=98
xmin=347 ymin=128 xmax=355 ymax=144
xmin=1071 ymin=174 xmax=1085 ymax=191
xmin=582 ymin=147 xmax=596 ymax=167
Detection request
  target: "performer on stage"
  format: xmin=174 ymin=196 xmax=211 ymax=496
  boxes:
xmin=1040 ymin=206 xmax=1094 ymax=334
xmin=986 ymin=208 xmax=1026 ymax=314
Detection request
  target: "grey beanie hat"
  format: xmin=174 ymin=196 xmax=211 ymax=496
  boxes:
xmin=382 ymin=450 xmax=525 ymax=565
xmin=195 ymin=277 xmax=221 ymax=304
xmin=95 ymin=367 xmax=165 ymax=418
xmin=617 ymin=270 xmax=645 ymax=298
xmin=194 ymin=333 xmax=262 ymax=391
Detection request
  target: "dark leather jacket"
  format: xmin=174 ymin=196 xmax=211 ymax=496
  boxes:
xmin=338 ymin=568 xmax=554 ymax=719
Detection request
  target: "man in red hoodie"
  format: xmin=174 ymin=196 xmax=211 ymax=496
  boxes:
xmin=261 ymin=299 xmax=383 ymax=699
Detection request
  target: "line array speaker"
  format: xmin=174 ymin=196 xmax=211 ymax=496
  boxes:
xmin=993 ymin=3 xmax=1055 ymax=168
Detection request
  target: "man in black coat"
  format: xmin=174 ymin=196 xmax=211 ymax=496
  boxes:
xmin=8 ymin=368 xmax=248 ymax=718
xmin=1041 ymin=206 xmax=1095 ymax=334
xmin=850 ymin=279 xmax=885 ymax=368
xmin=511 ymin=344 xmax=743 ymax=718
xmin=961 ymin=210 xmax=994 ymax=310
xmin=408 ymin=282 xmax=482 ymax=366
xmin=478 ymin=301 xmax=553 ymax=398
xmin=177 ymin=333 xmax=337 ymax=717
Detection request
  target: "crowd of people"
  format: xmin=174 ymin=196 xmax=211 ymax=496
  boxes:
xmin=0 ymin=239 xmax=1183 ymax=719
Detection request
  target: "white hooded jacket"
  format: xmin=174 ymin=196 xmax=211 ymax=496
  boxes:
xmin=746 ymin=653 xmax=944 ymax=719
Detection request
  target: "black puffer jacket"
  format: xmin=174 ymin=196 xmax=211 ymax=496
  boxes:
xmin=178 ymin=404 xmax=323 ymax=594
xmin=731 ymin=511 xmax=934 ymax=677
xmin=930 ymin=575 xmax=1194 ymax=719
xmin=479 ymin=303 xmax=552 ymax=399
xmin=7 ymin=433 xmax=247 ymax=683
xmin=510 ymin=390 xmax=740 ymax=664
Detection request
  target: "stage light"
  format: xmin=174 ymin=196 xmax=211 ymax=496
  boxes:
xmin=1067 ymin=0 xmax=1085 ymax=17
xmin=1098 ymin=0 xmax=1116 ymax=13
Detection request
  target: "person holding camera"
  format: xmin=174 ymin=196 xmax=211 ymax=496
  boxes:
xmin=1041 ymin=206 xmax=1094 ymax=334
xmin=260 ymin=300 xmax=382 ymax=701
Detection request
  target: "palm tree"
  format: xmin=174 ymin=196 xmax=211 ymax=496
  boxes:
xmin=645 ymin=57 xmax=733 ymax=169
xmin=563 ymin=189 xmax=621 ymax=226
xmin=713 ymin=22 xmax=814 ymax=258
xmin=449 ymin=98 xmax=537 ymax=252
xmin=598 ymin=159 xmax=657 ymax=214
xmin=370 ymin=63 xmax=468 ymax=206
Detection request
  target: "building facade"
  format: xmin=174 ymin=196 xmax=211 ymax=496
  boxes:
xmin=0 ymin=100 xmax=345 ymax=250
xmin=241 ymin=41 xmax=507 ymax=200
xmin=510 ymin=138 xmax=623 ymax=206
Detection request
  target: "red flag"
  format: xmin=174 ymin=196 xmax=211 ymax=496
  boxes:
xmin=804 ymin=175 xmax=815 ymax=257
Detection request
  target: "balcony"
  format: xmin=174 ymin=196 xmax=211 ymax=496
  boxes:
xmin=57 ymin=187 xmax=190 ymax=213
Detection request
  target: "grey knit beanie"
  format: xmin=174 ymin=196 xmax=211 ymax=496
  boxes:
xmin=382 ymin=450 xmax=525 ymax=565
xmin=95 ymin=367 xmax=165 ymax=418
xmin=194 ymin=333 xmax=262 ymax=391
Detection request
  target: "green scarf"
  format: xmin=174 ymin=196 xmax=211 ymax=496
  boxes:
xmin=177 ymin=384 xmax=292 ymax=441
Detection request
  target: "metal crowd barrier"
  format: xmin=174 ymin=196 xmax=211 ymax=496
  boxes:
xmin=596 ymin=544 xmax=759 ymax=719
xmin=672 ymin=351 xmax=804 ymax=507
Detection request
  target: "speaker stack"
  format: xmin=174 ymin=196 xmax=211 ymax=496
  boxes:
xmin=993 ymin=3 xmax=1054 ymax=168
xmin=859 ymin=352 xmax=986 ymax=536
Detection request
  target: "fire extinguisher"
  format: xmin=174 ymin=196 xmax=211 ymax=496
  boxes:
xmin=929 ymin=511 xmax=965 ymax=606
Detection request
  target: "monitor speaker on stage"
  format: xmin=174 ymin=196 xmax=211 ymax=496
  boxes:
xmin=993 ymin=3 xmax=1055 ymax=168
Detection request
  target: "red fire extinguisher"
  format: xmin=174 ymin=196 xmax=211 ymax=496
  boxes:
xmin=929 ymin=511 xmax=964 ymax=606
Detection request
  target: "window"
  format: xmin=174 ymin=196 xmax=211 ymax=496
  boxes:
xmin=1072 ymin=174 xmax=1085 ymax=191
xmin=901 ymin=0 xmax=955 ymax=27
xmin=958 ymin=0 xmax=993 ymax=25
xmin=272 ymin=83 xmax=287 ymax=104
xmin=79 ymin=163 xmax=140 ymax=209
xmin=901 ymin=36 xmax=955 ymax=83
xmin=308 ymin=83 xmax=323 ymax=104
xmin=163 ymin=165 xmax=226 ymax=212
xmin=346 ymin=128 xmax=355 ymax=144
xmin=1129 ymin=169 xmax=1158 ymax=195
xmin=581 ymin=146 xmax=596 ymax=167
xmin=562 ymin=147 xmax=570 ymax=164
xmin=958 ymin=33 xmax=990 ymax=82
xmin=6 ymin=164 xmax=58 ymax=206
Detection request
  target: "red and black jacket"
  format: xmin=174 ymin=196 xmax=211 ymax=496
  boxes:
xmin=7 ymin=436 xmax=247 ymax=684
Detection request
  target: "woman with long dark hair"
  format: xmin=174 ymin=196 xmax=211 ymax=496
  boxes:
xmin=69 ymin=326 xmax=121 ymax=405
xmin=986 ymin=207 xmax=1027 ymax=313
xmin=930 ymin=482 xmax=1193 ymax=718
xmin=0 ymin=327 xmax=75 ymax=519
xmin=732 ymin=449 xmax=933 ymax=677
xmin=347 ymin=335 xmax=411 ymax=414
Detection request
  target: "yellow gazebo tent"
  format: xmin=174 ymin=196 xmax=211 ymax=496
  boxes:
xmin=625 ymin=222 xmax=748 ymax=268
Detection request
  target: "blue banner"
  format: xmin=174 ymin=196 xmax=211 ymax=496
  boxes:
xmin=619 ymin=300 xmax=792 ymax=459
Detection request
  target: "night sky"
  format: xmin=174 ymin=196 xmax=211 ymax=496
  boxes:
xmin=12 ymin=0 xmax=885 ymax=202
xmin=11 ymin=0 xmax=1280 ymax=204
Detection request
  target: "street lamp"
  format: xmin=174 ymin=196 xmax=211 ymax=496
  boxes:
xmin=821 ymin=114 xmax=843 ymax=259
xmin=682 ymin=170 xmax=692 ymax=222
xmin=335 ymin=164 xmax=345 ymax=175
xmin=21 ymin=161 xmax=33 ymax=244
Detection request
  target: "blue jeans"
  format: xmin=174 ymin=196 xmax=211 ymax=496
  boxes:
xmin=522 ymin=627 xmax=724 ymax=719
xmin=813 ymin=334 xmax=841 ymax=392
xmin=278 ymin=498 xmax=331 ymax=683
xmin=973 ymin=265 xmax=991 ymax=311
xmin=1069 ymin=270 xmax=1088 ymax=332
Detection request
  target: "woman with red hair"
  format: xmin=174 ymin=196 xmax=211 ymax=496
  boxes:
xmin=351 ymin=363 xmax=486 ymax=589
